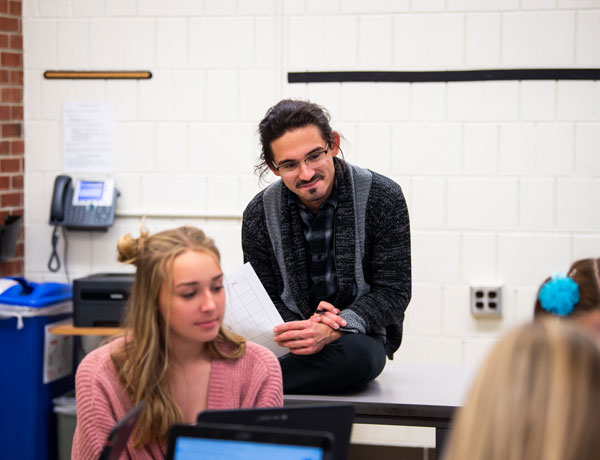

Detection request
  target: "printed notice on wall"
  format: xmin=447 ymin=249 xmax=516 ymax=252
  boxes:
xmin=63 ymin=102 xmax=115 ymax=172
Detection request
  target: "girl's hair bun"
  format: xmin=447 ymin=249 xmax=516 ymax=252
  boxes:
xmin=116 ymin=228 xmax=149 ymax=266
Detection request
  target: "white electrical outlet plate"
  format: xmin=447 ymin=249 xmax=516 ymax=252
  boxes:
xmin=471 ymin=285 xmax=502 ymax=317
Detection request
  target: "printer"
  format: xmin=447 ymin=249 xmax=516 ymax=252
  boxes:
xmin=73 ymin=273 xmax=133 ymax=327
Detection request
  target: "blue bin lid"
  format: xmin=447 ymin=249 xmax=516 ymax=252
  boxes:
xmin=0 ymin=277 xmax=72 ymax=307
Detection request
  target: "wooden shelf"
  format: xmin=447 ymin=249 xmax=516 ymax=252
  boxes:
xmin=51 ymin=322 xmax=124 ymax=336
xmin=44 ymin=70 xmax=152 ymax=79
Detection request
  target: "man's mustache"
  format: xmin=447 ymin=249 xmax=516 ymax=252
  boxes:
xmin=296 ymin=174 xmax=324 ymax=188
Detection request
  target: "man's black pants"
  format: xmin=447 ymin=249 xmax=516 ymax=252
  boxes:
xmin=278 ymin=333 xmax=387 ymax=394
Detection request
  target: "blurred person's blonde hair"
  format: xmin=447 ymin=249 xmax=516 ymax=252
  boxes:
xmin=444 ymin=319 xmax=600 ymax=460
xmin=111 ymin=225 xmax=245 ymax=447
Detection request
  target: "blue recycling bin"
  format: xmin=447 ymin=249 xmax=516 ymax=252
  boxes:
xmin=0 ymin=277 xmax=74 ymax=460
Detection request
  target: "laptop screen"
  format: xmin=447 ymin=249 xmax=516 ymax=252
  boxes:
xmin=167 ymin=422 xmax=333 ymax=460
xmin=173 ymin=436 xmax=324 ymax=460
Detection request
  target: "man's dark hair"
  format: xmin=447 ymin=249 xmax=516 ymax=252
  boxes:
xmin=256 ymin=99 xmax=335 ymax=180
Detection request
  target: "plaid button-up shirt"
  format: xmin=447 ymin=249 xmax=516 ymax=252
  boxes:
xmin=288 ymin=181 xmax=339 ymax=310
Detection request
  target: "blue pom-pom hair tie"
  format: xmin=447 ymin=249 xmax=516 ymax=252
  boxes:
xmin=538 ymin=271 xmax=580 ymax=317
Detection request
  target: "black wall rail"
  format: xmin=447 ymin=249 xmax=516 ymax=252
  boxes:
xmin=288 ymin=69 xmax=600 ymax=84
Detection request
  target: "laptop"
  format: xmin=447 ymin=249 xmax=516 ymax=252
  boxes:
xmin=167 ymin=422 xmax=335 ymax=460
xmin=196 ymin=405 xmax=354 ymax=460
xmin=97 ymin=400 xmax=145 ymax=460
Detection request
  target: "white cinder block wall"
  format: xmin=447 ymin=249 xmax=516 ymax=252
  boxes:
xmin=22 ymin=0 xmax=600 ymax=448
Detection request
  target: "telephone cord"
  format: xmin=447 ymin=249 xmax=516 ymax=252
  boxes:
xmin=47 ymin=227 xmax=60 ymax=272
xmin=47 ymin=226 xmax=70 ymax=283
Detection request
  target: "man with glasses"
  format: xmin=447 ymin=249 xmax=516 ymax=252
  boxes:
xmin=242 ymin=99 xmax=411 ymax=394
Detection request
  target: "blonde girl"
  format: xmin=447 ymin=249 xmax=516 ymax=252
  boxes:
xmin=72 ymin=226 xmax=283 ymax=459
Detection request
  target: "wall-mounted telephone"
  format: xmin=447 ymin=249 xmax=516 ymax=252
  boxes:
xmin=49 ymin=175 xmax=118 ymax=231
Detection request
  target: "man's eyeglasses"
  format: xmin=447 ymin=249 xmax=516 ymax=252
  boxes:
xmin=273 ymin=144 xmax=330 ymax=176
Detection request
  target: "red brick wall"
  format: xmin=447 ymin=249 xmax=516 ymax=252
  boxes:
xmin=0 ymin=0 xmax=23 ymax=276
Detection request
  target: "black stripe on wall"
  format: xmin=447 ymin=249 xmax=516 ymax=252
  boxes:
xmin=288 ymin=69 xmax=600 ymax=84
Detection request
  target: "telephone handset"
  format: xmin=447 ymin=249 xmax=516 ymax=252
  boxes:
xmin=49 ymin=175 xmax=71 ymax=225
xmin=49 ymin=175 xmax=118 ymax=230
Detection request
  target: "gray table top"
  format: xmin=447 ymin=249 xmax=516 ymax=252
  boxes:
xmin=284 ymin=364 xmax=476 ymax=426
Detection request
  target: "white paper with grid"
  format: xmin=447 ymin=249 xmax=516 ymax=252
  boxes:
xmin=224 ymin=262 xmax=286 ymax=357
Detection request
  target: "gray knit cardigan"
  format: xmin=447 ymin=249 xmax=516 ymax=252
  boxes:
xmin=241 ymin=159 xmax=411 ymax=359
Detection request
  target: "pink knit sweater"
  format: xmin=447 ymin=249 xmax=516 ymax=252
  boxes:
xmin=71 ymin=338 xmax=283 ymax=460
